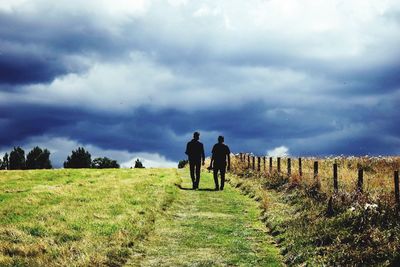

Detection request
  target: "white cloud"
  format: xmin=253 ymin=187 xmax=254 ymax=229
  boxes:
xmin=0 ymin=0 xmax=150 ymax=36
xmin=267 ymin=146 xmax=290 ymax=157
xmin=168 ymin=0 xmax=188 ymax=7
xmin=121 ymin=153 xmax=177 ymax=168
xmin=193 ymin=5 xmax=220 ymax=17
xmin=9 ymin=57 xmax=330 ymax=113
xmin=0 ymin=0 xmax=149 ymax=17
xmin=0 ymin=0 xmax=29 ymax=12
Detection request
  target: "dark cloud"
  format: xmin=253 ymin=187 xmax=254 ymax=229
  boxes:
xmin=1 ymin=0 xmax=400 ymax=166
xmin=0 ymin=10 xmax=135 ymax=86
xmin=1 ymin=99 xmax=399 ymax=166
xmin=0 ymin=50 xmax=67 ymax=85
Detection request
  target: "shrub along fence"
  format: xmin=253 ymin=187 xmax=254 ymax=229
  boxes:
xmin=234 ymin=153 xmax=400 ymax=205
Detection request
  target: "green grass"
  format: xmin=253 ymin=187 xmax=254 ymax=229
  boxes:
xmin=0 ymin=169 xmax=180 ymax=266
xmin=1 ymin=169 xmax=282 ymax=266
xmin=128 ymin=170 xmax=282 ymax=266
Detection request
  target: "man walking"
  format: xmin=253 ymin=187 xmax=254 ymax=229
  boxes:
xmin=209 ymin=136 xmax=230 ymax=191
xmin=185 ymin=132 xmax=205 ymax=189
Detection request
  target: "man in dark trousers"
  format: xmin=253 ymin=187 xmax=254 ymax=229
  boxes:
xmin=209 ymin=136 xmax=230 ymax=191
xmin=185 ymin=131 xmax=205 ymax=189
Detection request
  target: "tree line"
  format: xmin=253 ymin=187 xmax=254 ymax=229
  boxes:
xmin=0 ymin=146 xmax=126 ymax=170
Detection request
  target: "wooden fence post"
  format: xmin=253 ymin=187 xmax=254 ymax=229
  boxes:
xmin=239 ymin=153 xmax=243 ymax=162
xmin=287 ymin=158 xmax=291 ymax=177
xmin=247 ymin=154 xmax=250 ymax=169
xmin=299 ymin=157 xmax=302 ymax=177
xmin=252 ymin=156 xmax=255 ymax=170
xmin=257 ymin=157 xmax=261 ymax=172
xmin=263 ymin=157 xmax=266 ymax=171
xmin=357 ymin=168 xmax=363 ymax=193
xmin=314 ymin=161 xmax=318 ymax=180
xmin=277 ymin=157 xmax=281 ymax=173
xmin=269 ymin=157 xmax=273 ymax=173
xmin=394 ymin=171 xmax=399 ymax=204
xmin=333 ymin=163 xmax=338 ymax=192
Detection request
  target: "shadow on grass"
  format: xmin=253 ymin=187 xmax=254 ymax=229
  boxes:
xmin=175 ymin=184 xmax=194 ymax=190
xmin=175 ymin=184 xmax=217 ymax=192
xmin=197 ymin=188 xmax=218 ymax=192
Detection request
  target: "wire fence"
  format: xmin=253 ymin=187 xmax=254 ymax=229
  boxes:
xmin=233 ymin=153 xmax=400 ymax=204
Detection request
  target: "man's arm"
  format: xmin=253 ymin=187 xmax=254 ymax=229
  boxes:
xmin=185 ymin=142 xmax=190 ymax=156
xmin=201 ymin=144 xmax=205 ymax=165
xmin=226 ymin=146 xmax=231 ymax=171
xmin=209 ymin=145 xmax=215 ymax=169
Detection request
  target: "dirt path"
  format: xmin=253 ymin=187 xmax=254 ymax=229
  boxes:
xmin=127 ymin=170 xmax=282 ymax=266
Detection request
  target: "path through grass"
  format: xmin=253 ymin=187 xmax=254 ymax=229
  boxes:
xmin=1 ymin=169 xmax=282 ymax=266
xmin=129 ymin=170 xmax=282 ymax=266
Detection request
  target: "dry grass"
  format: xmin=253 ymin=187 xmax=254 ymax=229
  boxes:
xmin=234 ymin=154 xmax=400 ymax=202
xmin=229 ymin=154 xmax=400 ymax=265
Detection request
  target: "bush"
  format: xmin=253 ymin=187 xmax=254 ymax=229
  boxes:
xmin=91 ymin=157 xmax=120 ymax=169
xmin=26 ymin=146 xmax=52 ymax=169
xmin=9 ymin=147 xmax=26 ymax=170
xmin=64 ymin=147 xmax=92 ymax=168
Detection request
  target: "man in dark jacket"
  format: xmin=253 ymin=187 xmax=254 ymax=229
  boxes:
xmin=209 ymin=136 xmax=230 ymax=191
xmin=185 ymin=132 xmax=205 ymax=189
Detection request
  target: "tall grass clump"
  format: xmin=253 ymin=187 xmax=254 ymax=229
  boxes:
xmin=229 ymin=154 xmax=400 ymax=266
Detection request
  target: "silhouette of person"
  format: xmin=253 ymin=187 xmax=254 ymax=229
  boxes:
xmin=209 ymin=136 xmax=230 ymax=191
xmin=185 ymin=132 xmax=205 ymax=189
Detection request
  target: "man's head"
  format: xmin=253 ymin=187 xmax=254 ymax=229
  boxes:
xmin=193 ymin=131 xmax=200 ymax=141
xmin=218 ymin=135 xmax=224 ymax=144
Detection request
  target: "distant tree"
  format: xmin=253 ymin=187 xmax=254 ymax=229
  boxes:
xmin=134 ymin=158 xmax=145 ymax=168
xmin=2 ymin=153 xmax=9 ymax=170
xmin=63 ymin=147 xmax=92 ymax=168
xmin=178 ymin=159 xmax=188 ymax=169
xmin=9 ymin=147 xmax=26 ymax=170
xmin=26 ymin=146 xmax=52 ymax=169
xmin=91 ymin=157 xmax=120 ymax=169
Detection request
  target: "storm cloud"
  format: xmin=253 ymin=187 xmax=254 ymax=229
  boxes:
xmin=1 ymin=0 xmax=400 ymax=167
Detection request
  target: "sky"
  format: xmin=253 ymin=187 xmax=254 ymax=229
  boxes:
xmin=1 ymin=0 xmax=400 ymax=167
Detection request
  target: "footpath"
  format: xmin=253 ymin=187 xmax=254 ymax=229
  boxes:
xmin=128 ymin=170 xmax=282 ymax=266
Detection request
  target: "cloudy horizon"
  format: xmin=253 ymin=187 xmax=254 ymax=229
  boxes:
xmin=1 ymin=0 xmax=400 ymax=167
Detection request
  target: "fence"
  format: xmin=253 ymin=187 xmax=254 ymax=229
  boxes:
xmin=236 ymin=153 xmax=400 ymax=204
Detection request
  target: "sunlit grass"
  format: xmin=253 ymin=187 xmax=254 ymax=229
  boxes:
xmin=129 ymin=170 xmax=282 ymax=266
xmin=0 ymin=168 xmax=180 ymax=266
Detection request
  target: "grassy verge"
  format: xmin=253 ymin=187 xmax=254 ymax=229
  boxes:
xmin=228 ymin=172 xmax=400 ymax=266
xmin=129 ymin=170 xmax=283 ymax=266
xmin=0 ymin=168 xmax=180 ymax=266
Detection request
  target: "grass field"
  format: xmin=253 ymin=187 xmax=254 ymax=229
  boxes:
xmin=0 ymin=168 xmax=282 ymax=266
xmin=0 ymin=169 xmax=180 ymax=266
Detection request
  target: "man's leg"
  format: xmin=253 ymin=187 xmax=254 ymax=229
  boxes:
xmin=194 ymin=161 xmax=201 ymax=189
xmin=213 ymin=168 xmax=219 ymax=190
xmin=189 ymin=161 xmax=196 ymax=189
xmin=220 ymin=166 xmax=226 ymax=190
